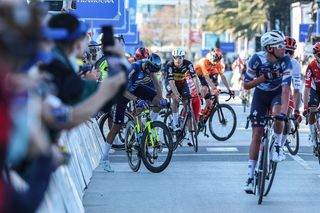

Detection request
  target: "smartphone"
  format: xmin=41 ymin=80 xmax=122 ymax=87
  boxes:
xmin=101 ymin=25 xmax=115 ymax=48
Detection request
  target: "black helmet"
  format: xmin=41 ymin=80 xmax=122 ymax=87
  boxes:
xmin=146 ymin=53 xmax=161 ymax=72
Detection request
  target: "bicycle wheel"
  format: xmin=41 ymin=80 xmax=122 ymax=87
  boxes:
xmin=163 ymin=111 xmax=180 ymax=150
xmin=257 ymin=138 xmax=268 ymax=205
xmin=124 ymin=120 xmax=141 ymax=172
xmin=188 ymin=111 xmax=198 ymax=152
xmin=285 ymin=121 xmax=299 ymax=155
xmin=209 ymin=104 xmax=237 ymax=141
xmin=141 ymin=121 xmax=173 ymax=173
xmin=99 ymin=112 xmax=133 ymax=149
xmin=264 ymin=139 xmax=278 ymax=196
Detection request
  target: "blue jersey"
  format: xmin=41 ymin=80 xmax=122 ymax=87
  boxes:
xmin=245 ymin=51 xmax=292 ymax=91
xmin=128 ymin=60 xmax=154 ymax=92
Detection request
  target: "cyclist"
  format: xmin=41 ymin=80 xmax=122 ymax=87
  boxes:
xmin=281 ymin=36 xmax=302 ymax=147
xmin=303 ymin=42 xmax=320 ymax=146
xmin=195 ymin=48 xmax=234 ymax=118
xmin=243 ymin=30 xmax=292 ymax=194
xmin=166 ymin=48 xmax=201 ymax=131
xmin=102 ymin=53 xmax=164 ymax=172
xmin=128 ymin=47 xmax=150 ymax=63
xmin=232 ymin=53 xmax=249 ymax=102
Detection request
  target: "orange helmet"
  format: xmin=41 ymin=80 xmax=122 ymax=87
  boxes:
xmin=135 ymin=47 xmax=150 ymax=60
xmin=209 ymin=48 xmax=223 ymax=62
xmin=285 ymin=36 xmax=297 ymax=51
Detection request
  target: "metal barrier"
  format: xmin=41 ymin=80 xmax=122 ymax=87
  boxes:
xmin=37 ymin=118 xmax=105 ymax=213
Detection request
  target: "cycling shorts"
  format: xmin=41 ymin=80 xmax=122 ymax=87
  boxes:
xmin=308 ymin=88 xmax=320 ymax=108
xmin=250 ymin=87 xmax=282 ymax=127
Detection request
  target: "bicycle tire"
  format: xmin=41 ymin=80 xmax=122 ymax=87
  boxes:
xmin=163 ymin=111 xmax=180 ymax=150
xmin=209 ymin=104 xmax=237 ymax=141
xmin=189 ymin=110 xmax=198 ymax=152
xmin=141 ymin=121 xmax=173 ymax=173
xmin=99 ymin=112 xmax=134 ymax=150
xmin=124 ymin=120 xmax=141 ymax=172
xmin=286 ymin=123 xmax=299 ymax=155
xmin=258 ymin=138 xmax=268 ymax=205
xmin=264 ymin=139 xmax=278 ymax=196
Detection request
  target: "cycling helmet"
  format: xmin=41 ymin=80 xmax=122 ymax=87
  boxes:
xmin=135 ymin=47 xmax=150 ymax=60
xmin=146 ymin=53 xmax=162 ymax=72
xmin=172 ymin=48 xmax=185 ymax=57
xmin=313 ymin=42 xmax=320 ymax=55
xmin=209 ymin=48 xmax=223 ymax=62
xmin=261 ymin=30 xmax=285 ymax=47
xmin=285 ymin=36 xmax=297 ymax=51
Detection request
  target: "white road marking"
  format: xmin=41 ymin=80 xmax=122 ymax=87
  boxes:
xmin=206 ymin=147 xmax=239 ymax=152
xmin=289 ymin=153 xmax=313 ymax=170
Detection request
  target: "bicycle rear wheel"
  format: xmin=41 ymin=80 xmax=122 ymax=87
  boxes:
xmin=99 ymin=112 xmax=133 ymax=150
xmin=124 ymin=120 xmax=141 ymax=172
xmin=141 ymin=121 xmax=173 ymax=173
xmin=209 ymin=104 xmax=237 ymax=141
xmin=285 ymin=121 xmax=299 ymax=155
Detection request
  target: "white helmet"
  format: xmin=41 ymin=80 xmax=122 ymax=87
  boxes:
xmin=172 ymin=48 xmax=185 ymax=57
xmin=260 ymin=30 xmax=285 ymax=47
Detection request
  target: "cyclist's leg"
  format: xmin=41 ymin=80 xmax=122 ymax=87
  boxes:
xmin=308 ymin=88 xmax=320 ymax=145
xmin=281 ymin=92 xmax=294 ymax=148
xmin=245 ymin=88 xmax=269 ymax=193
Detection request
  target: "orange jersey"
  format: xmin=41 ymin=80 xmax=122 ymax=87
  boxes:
xmin=195 ymin=58 xmax=224 ymax=77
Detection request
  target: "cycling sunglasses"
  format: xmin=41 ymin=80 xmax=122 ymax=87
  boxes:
xmin=270 ymin=42 xmax=286 ymax=49
xmin=173 ymin=56 xmax=184 ymax=60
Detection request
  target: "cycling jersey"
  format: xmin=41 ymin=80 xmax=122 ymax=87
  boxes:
xmin=305 ymin=59 xmax=320 ymax=91
xmin=95 ymin=56 xmax=108 ymax=80
xmin=195 ymin=58 xmax=224 ymax=77
xmin=128 ymin=59 xmax=153 ymax=92
xmin=167 ymin=59 xmax=196 ymax=84
xmin=291 ymin=58 xmax=302 ymax=91
xmin=245 ymin=51 xmax=292 ymax=91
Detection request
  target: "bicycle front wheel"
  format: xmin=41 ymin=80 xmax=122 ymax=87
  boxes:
xmin=257 ymin=140 xmax=268 ymax=205
xmin=264 ymin=139 xmax=278 ymax=196
xmin=124 ymin=120 xmax=141 ymax=172
xmin=188 ymin=110 xmax=198 ymax=152
xmin=141 ymin=121 xmax=173 ymax=173
xmin=209 ymin=104 xmax=237 ymax=141
xmin=286 ymin=120 xmax=299 ymax=155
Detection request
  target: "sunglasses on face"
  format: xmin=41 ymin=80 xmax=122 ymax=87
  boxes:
xmin=270 ymin=42 xmax=286 ymax=49
xmin=314 ymin=51 xmax=320 ymax=58
xmin=173 ymin=56 xmax=183 ymax=60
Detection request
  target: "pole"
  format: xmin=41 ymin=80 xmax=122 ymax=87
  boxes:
xmin=188 ymin=0 xmax=192 ymax=59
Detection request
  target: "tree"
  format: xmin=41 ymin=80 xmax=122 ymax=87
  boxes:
xmin=204 ymin=0 xmax=314 ymax=38
xmin=140 ymin=6 xmax=181 ymax=47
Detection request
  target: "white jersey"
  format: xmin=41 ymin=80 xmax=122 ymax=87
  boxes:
xmin=291 ymin=58 xmax=302 ymax=91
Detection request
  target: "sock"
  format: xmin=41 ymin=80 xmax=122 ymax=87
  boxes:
xmin=150 ymin=112 xmax=159 ymax=121
xmin=273 ymin=133 xmax=282 ymax=146
xmin=173 ymin=113 xmax=179 ymax=126
xmin=281 ymin=134 xmax=288 ymax=148
xmin=102 ymin=143 xmax=112 ymax=161
xmin=247 ymin=160 xmax=257 ymax=179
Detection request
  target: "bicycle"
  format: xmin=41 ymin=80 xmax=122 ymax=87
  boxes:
xmin=124 ymin=103 xmax=173 ymax=173
xmin=98 ymin=107 xmax=134 ymax=150
xmin=164 ymin=96 xmax=199 ymax=152
xmin=305 ymin=109 xmax=320 ymax=164
xmin=245 ymin=115 xmax=281 ymax=205
xmin=197 ymin=91 xmax=237 ymax=141
xmin=284 ymin=117 xmax=299 ymax=155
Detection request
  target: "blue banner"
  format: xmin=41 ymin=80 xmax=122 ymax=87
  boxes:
xmin=220 ymin=42 xmax=235 ymax=53
xmin=76 ymin=0 xmax=125 ymax=28
xmin=75 ymin=0 xmax=121 ymax=20
xmin=128 ymin=0 xmax=137 ymax=24
xmin=299 ymin=24 xmax=316 ymax=42
xmin=114 ymin=10 xmax=130 ymax=34
xmin=124 ymin=32 xmax=139 ymax=44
